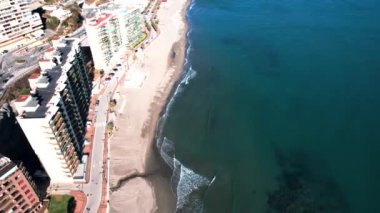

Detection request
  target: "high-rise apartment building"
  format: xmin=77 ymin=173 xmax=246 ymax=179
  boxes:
xmin=0 ymin=154 xmax=42 ymax=213
xmin=13 ymin=37 xmax=92 ymax=183
xmin=84 ymin=3 xmax=143 ymax=70
xmin=0 ymin=0 xmax=43 ymax=47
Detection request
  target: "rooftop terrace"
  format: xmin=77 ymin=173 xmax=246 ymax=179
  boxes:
xmin=15 ymin=39 xmax=80 ymax=119
xmin=0 ymin=154 xmax=16 ymax=179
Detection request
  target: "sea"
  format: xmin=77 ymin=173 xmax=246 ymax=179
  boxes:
xmin=156 ymin=0 xmax=380 ymax=212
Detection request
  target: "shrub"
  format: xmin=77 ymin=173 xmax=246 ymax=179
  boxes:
xmin=151 ymin=22 xmax=158 ymax=32
xmin=106 ymin=122 xmax=114 ymax=133
xmin=46 ymin=16 xmax=60 ymax=31
xmin=131 ymin=32 xmax=147 ymax=49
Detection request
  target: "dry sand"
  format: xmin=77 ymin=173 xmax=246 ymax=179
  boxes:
xmin=109 ymin=0 xmax=189 ymax=212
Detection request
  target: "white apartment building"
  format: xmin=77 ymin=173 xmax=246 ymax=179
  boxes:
xmin=0 ymin=0 xmax=43 ymax=48
xmin=114 ymin=0 xmax=149 ymax=11
xmin=13 ymin=37 xmax=92 ymax=184
xmin=84 ymin=3 xmax=143 ymax=70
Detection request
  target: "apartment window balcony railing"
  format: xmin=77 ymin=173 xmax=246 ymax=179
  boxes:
xmin=55 ymin=118 xmax=63 ymax=128
xmin=66 ymin=156 xmax=78 ymax=170
xmin=56 ymin=123 xmax=66 ymax=133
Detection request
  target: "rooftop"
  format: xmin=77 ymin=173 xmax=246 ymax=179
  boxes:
xmin=46 ymin=47 xmax=55 ymax=52
xmin=29 ymin=72 xmax=41 ymax=79
xmin=0 ymin=154 xmax=17 ymax=179
xmin=88 ymin=13 xmax=113 ymax=27
xmin=16 ymin=95 xmax=29 ymax=102
xmin=17 ymin=39 xmax=79 ymax=119
xmin=52 ymin=35 xmax=61 ymax=40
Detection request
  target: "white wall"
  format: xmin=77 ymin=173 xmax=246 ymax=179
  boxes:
xmin=85 ymin=24 xmax=108 ymax=70
xmin=16 ymin=118 xmax=74 ymax=184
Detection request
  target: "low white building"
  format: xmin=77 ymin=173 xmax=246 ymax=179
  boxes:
xmin=50 ymin=8 xmax=72 ymax=21
xmin=42 ymin=5 xmax=58 ymax=11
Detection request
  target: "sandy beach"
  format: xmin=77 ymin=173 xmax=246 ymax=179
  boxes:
xmin=109 ymin=0 xmax=189 ymax=212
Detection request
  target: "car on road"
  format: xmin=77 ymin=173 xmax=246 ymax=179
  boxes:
xmin=109 ymin=73 xmax=115 ymax=76
xmin=105 ymin=77 xmax=111 ymax=81
xmin=96 ymin=100 xmax=100 ymax=105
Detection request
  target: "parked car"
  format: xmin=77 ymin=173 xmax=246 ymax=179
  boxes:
xmin=96 ymin=100 xmax=100 ymax=105
xmin=105 ymin=77 xmax=111 ymax=81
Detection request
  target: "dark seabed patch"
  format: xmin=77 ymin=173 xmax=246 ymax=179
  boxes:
xmin=267 ymin=149 xmax=349 ymax=213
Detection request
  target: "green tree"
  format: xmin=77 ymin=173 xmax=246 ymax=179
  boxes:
xmin=46 ymin=16 xmax=60 ymax=31
xmin=106 ymin=122 xmax=114 ymax=133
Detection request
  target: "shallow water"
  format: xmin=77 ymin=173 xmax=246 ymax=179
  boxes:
xmin=158 ymin=0 xmax=380 ymax=212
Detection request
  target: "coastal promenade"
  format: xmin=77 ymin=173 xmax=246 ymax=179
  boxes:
xmin=83 ymin=71 xmax=120 ymax=212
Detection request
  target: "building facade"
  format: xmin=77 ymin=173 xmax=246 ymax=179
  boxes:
xmin=14 ymin=37 xmax=92 ymax=183
xmin=0 ymin=154 xmax=42 ymax=213
xmin=114 ymin=0 xmax=149 ymax=12
xmin=84 ymin=3 xmax=143 ymax=70
xmin=0 ymin=0 xmax=43 ymax=47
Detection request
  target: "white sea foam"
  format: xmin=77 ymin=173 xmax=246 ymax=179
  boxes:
xmin=160 ymin=65 xmax=197 ymax=121
xmin=189 ymin=1 xmax=195 ymax=11
xmin=156 ymin=67 xmax=200 ymax=212
xmin=184 ymin=67 xmax=197 ymax=85
xmin=173 ymin=158 xmax=210 ymax=212
xmin=157 ymin=136 xmax=210 ymax=212
xmin=209 ymin=175 xmax=217 ymax=187
xmin=159 ymin=137 xmax=175 ymax=169
xmin=187 ymin=0 xmax=195 ymax=14
xmin=155 ymin=1 xmax=203 ymax=210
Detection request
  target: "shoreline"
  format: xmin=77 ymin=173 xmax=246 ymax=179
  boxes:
xmin=109 ymin=0 xmax=190 ymax=212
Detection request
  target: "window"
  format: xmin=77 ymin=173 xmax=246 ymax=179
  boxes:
xmin=18 ymin=179 xmax=24 ymax=185
xmin=14 ymin=194 xmax=22 ymax=202
xmin=20 ymin=184 xmax=27 ymax=190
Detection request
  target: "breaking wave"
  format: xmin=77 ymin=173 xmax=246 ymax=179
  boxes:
xmin=154 ymin=0 xmax=214 ymax=211
xmin=157 ymin=137 xmax=213 ymax=212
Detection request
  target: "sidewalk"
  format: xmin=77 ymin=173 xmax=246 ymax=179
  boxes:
xmin=70 ymin=190 xmax=87 ymax=213
xmin=97 ymin=61 xmax=130 ymax=213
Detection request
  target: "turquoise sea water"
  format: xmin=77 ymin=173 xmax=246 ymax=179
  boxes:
xmin=157 ymin=0 xmax=380 ymax=212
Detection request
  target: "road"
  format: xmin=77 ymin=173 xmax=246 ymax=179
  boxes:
xmin=0 ymin=27 xmax=86 ymax=95
xmin=83 ymin=76 xmax=118 ymax=212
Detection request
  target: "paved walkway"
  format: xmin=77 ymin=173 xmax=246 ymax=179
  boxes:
xmin=70 ymin=190 xmax=87 ymax=213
